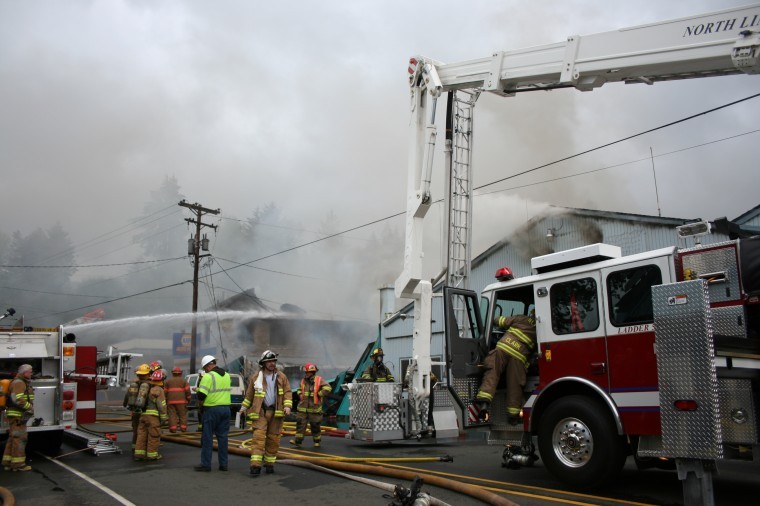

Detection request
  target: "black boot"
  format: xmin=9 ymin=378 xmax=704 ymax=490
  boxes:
xmin=477 ymin=401 xmax=490 ymax=422
xmin=250 ymin=467 xmax=261 ymax=477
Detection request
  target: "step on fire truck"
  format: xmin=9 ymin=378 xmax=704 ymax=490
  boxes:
xmin=348 ymin=3 xmax=760 ymax=503
xmin=1 ymin=323 xmax=138 ymax=451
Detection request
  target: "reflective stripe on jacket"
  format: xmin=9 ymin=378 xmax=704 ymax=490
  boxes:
xmin=198 ymin=369 xmax=231 ymax=407
xmin=142 ymin=384 xmax=168 ymax=420
xmin=360 ymin=363 xmax=394 ymax=382
xmin=5 ymin=378 xmax=33 ymax=418
xmin=297 ymin=376 xmax=332 ymax=413
xmin=495 ymin=314 xmax=536 ymax=366
xmin=164 ymin=376 xmax=191 ymax=405
xmin=242 ymin=370 xmax=292 ymax=421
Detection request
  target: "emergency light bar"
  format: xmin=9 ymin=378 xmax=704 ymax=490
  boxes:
xmin=677 ymin=220 xmax=712 ymax=238
xmin=531 ymin=243 xmax=621 ymax=274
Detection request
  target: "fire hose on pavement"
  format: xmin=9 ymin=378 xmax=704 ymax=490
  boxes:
xmin=0 ymin=486 xmax=14 ymax=506
xmin=160 ymin=433 xmax=517 ymax=506
xmin=283 ymin=460 xmax=450 ymax=506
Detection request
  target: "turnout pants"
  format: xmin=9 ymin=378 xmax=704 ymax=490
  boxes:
xmin=2 ymin=417 xmax=28 ymax=469
xmin=250 ymin=408 xmax=283 ymax=469
xmin=477 ymin=344 xmax=527 ymax=416
xmin=167 ymin=403 xmax=188 ymax=432
xmin=134 ymin=415 xmax=161 ymax=460
xmin=130 ymin=412 xmax=140 ymax=450
xmin=293 ymin=411 xmax=323 ymax=444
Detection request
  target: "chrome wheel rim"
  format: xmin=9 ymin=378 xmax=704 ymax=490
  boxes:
xmin=551 ymin=416 xmax=593 ymax=468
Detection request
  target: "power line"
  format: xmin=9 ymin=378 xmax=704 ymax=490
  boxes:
xmin=33 ymin=280 xmax=191 ymax=320
xmin=213 ymin=256 xmax=324 ymax=280
xmin=475 ymin=92 xmax=760 ymax=191
xmin=213 ymin=260 xmax=275 ymax=316
xmin=0 ymin=285 xmax=111 ymax=298
xmin=476 ymin=129 xmax=760 ymax=197
xmin=38 ymin=205 xmax=180 ymax=265
xmin=0 ymin=256 xmax=186 ymax=269
xmin=219 ymin=215 xmax=372 ymax=242
xmin=76 ymin=257 xmax=185 ymax=290
xmin=206 ymin=212 xmax=404 ymax=276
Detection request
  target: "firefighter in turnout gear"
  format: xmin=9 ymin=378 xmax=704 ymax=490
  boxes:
xmin=360 ymin=348 xmax=394 ymax=382
xmin=240 ymin=350 xmax=292 ymax=476
xmin=2 ymin=364 xmax=34 ymax=471
xmin=476 ymin=310 xmax=536 ymax=424
xmin=124 ymin=363 xmax=151 ymax=453
xmin=134 ymin=369 xmax=168 ymax=461
xmin=165 ymin=367 xmax=191 ymax=432
xmin=290 ymin=363 xmax=332 ymax=448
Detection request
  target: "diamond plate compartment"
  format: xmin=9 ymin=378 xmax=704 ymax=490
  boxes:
xmin=712 ymin=305 xmax=746 ymax=339
xmin=452 ymin=376 xmax=483 ymax=428
xmin=653 ymin=280 xmax=723 ymax=460
xmin=350 ymin=382 xmax=402 ymax=434
xmin=679 ymin=242 xmax=741 ymax=304
xmin=718 ymin=378 xmax=757 ymax=444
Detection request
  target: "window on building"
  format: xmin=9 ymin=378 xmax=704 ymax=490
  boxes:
xmin=400 ymin=356 xmax=444 ymax=384
xmin=550 ymin=278 xmax=599 ymax=334
xmin=607 ymin=264 xmax=662 ymax=326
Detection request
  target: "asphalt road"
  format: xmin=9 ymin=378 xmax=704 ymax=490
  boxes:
xmin=2 ymin=413 xmax=759 ymax=506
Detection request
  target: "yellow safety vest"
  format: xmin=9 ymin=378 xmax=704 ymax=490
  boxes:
xmin=198 ymin=369 xmax=231 ymax=406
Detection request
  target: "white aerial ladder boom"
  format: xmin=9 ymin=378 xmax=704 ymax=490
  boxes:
xmin=394 ymin=2 xmax=760 ymax=440
xmin=428 ymin=4 xmax=759 ymax=96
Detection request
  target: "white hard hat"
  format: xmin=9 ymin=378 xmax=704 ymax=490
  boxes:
xmin=201 ymin=355 xmax=216 ymax=368
xmin=258 ymin=350 xmax=278 ymax=366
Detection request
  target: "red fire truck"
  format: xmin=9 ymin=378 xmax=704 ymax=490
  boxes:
xmin=1 ymin=325 xmax=136 ymax=451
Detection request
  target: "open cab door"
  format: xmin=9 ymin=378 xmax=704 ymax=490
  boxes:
xmin=443 ymin=287 xmax=486 ymax=378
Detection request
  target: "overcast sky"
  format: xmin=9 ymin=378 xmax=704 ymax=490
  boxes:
xmin=2 ymin=0 xmax=759 ymax=318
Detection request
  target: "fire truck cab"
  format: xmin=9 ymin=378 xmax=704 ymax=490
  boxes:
xmin=447 ymin=233 xmax=760 ymax=490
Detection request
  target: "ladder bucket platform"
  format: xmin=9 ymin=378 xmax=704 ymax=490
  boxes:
xmin=64 ymin=428 xmax=123 ymax=456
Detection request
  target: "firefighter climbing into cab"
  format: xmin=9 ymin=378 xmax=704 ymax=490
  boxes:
xmin=476 ymin=268 xmax=537 ymax=424
xmin=360 ymin=348 xmax=394 ymax=382
xmin=290 ymin=362 xmax=332 ymax=448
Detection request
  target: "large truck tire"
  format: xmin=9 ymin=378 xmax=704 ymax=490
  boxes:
xmin=537 ymin=395 xmax=627 ymax=489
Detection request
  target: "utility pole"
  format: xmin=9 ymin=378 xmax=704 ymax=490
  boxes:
xmin=179 ymin=200 xmax=220 ymax=374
